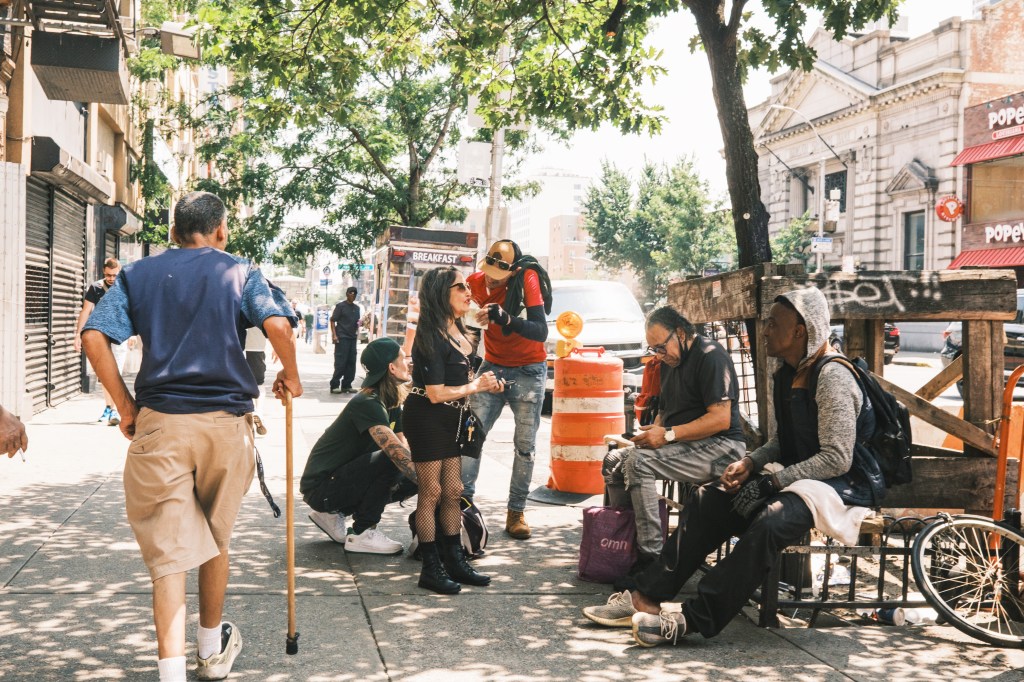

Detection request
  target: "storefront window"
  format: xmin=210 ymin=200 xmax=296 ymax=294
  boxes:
xmin=970 ymin=156 xmax=1024 ymax=223
xmin=904 ymin=211 xmax=925 ymax=270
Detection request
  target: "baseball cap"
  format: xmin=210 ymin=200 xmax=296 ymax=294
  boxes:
xmin=479 ymin=240 xmax=521 ymax=281
xmin=360 ymin=338 xmax=402 ymax=387
xmin=346 ymin=286 xmax=358 ymax=295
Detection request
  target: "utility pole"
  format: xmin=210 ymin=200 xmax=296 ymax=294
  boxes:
xmin=484 ymin=43 xmax=511 ymax=247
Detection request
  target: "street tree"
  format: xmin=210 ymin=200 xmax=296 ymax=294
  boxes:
xmin=476 ymin=0 xmax=902 ymax=269
xmin=770 ymin=213 xmax=815 ymax=268
xmin=583 ymin=162 xmax=666 ymax=300
xmin=649 ymin=157 xmax=734 ymax=279
xmin=583 ymin=159 xmax=731 ymax=300
xmin=179 ymin=0 xmax=671 ymax=261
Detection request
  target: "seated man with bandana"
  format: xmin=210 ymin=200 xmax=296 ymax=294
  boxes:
xmin=603 ymin=306 xmax=746 ymax=581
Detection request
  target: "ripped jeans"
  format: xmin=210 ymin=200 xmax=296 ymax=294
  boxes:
xmin=462 ymin=360 xmax=546 ymax=512
xmin=603 ymin=435 xmax=745 ymax=556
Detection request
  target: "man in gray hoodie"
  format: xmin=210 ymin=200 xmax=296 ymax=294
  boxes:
xmin=582 ymin=286 xmax=879 ymax=646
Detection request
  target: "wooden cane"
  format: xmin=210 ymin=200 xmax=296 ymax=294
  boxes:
xmin=285 ymin=389 xmax=299 ymax=654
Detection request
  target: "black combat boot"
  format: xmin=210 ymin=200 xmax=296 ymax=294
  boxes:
xmin=440 ymin=534 xmax=492 ymax=586
xmin=417 ymin=542 xmax=461 ymax=594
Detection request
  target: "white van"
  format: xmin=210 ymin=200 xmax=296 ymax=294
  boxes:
xmin=543 ymin=280 xmax=646 ymax=411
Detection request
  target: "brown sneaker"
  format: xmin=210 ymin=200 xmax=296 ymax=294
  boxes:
xmin=505 ymin=510 xmax=531 ymax=539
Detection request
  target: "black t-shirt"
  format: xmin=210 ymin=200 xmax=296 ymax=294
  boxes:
xmin=300 ymin=391 xmax=404 ymax=494
xmin=83 ymin=279 xmax=108 ymax=305
xmin=331 ymin=300 xmax=360 ymax=339
xmin=659 ymin=334 xmax=744 ymax=443
xmin=412 ymin=333 xmax=472 ymax=388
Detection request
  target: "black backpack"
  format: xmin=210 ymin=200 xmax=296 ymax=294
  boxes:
xmin=812 ymin=355 xmax=913 ymax=488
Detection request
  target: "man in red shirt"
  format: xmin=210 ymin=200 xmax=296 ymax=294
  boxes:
xmin=465 ymin=239 xmax=552 ymax=539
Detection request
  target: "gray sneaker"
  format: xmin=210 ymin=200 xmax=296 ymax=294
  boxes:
xmin=195 ymin=622 xmax=242 ymax=680
xmin=309 ymin=510 xmax=348 ymax=544
xmin=582 ymin=590 xmax=637 ymax=627
xmin=632 ymin=609 xmax=688 ymax=647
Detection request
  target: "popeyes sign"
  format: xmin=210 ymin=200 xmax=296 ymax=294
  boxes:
xmin=988 ymin=103 xmax=1024 ymax=140
xmin=964 ymin=91 xmax=1024 ymax=147
xmin=985 ymin=222 xmax=1024 ymax=244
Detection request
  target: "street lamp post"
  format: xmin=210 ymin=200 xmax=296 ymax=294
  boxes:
xmin=769 ymin=104 xmax=847 ymax=273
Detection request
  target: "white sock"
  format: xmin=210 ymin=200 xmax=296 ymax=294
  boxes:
xmin=157 ymin=656 xmax=186 ymax=682
xmin=197 ymin=623 xmax=223 ymax=659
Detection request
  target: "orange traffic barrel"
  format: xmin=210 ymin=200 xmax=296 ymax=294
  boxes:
xmin=548 ymin=348 xmax=625 ymax=494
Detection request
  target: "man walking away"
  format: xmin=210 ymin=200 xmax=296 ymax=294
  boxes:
xmin=82 ymin=191 xmax=301 ymax=682
xmin=330 ymin=286 xmax=361 ymax=394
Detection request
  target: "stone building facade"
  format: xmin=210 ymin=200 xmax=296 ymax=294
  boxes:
xmin=750 ymin=0 xmax=1024 ymax=273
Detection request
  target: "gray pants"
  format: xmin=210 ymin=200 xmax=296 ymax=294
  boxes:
xmin=603 ymin=435 xmax=745 ymax=556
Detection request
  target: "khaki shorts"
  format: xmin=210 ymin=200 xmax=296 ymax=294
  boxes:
xmin=124 ymin=408 xmax=255 ymax=581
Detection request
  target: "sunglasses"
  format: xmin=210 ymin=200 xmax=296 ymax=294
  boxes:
xmin=484 ymin=255 xmax=514 ymax=272
xmin=450 ymin=282 xmax=471 ymax=292
xmin=646 ymin=330 xmax=677 ymax=356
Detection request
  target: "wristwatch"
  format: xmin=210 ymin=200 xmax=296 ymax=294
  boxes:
xmin=664 ymin=427 xmax=676 ymax=443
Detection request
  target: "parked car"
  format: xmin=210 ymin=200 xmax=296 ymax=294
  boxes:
xmin=542 ymin=280 xmax=647 ymax=413
xmin=940 ymin=290 xmax=1024 ymax=395
xmin=827 ymin=323 xmax=900 ymax=364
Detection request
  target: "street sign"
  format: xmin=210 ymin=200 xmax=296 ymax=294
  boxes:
xmin=319 ymin=278 xmax=333 ymax=287
xmin=811 ymin=237 xmax=834 ymax=253
xmin=322 ymin=265 xmax=331 ymax=276
xmin=338 ymin=263 xmax=374 ymax=271
xmin=457 ymin=139 xmax=491 ymax=187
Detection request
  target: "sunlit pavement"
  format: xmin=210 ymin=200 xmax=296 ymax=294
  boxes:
xmin=2 ymin=343 xmax=1023 ymax=680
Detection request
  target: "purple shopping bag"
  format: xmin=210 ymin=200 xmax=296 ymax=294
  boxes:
xmin=578 ymin=501 xmax=671 ymax=584
xmin=578 ymin=506 xmax=637 ymax=584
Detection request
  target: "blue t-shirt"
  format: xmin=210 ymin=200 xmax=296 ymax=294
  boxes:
xmin=83 ymin=247 xmax=296 ymax=415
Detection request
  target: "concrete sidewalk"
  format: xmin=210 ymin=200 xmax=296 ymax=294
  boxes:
xmin=2 ymin=343 xmax=1023 ymax=681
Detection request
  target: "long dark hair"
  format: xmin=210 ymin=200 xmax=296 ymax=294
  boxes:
xmin=365 ymin=369 xmax=408 ymax=410
xmin=413 ymin=266 xmax=468 ymax=360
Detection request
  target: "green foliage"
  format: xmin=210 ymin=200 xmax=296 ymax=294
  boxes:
xmin=583 ymin=159 xmax=732 ymax=300
xmin=648 ymin=158 xmax=734 ymax=279
xmin=770 ymin=213 xmax=815 ymax=267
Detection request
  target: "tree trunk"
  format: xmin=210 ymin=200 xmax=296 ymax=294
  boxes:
xmin=690 ymin=6 xmax=772 ymax=269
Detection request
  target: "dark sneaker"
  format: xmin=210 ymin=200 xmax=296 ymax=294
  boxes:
xmin=582 ymin=590 xmax=637 ymax=627
xmin=195 ymin=622 xmax=242 ymax=680
xmin=632 ymin=608 xmax=688 ymax=647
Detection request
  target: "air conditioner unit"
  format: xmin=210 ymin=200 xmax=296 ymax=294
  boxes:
xmin=31 ymin=137 xmax=114 ymax=204
xmin=31 ymin=32 xmax=129 ymax=104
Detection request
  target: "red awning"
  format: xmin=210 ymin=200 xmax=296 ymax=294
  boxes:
xmin=948 ymin=246 xmax=1024 ymax=269
xmin=951 ymin=136 xmax=1024 ymax=166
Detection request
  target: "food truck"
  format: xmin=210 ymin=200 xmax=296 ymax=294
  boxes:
xmin=369 ymin=225 xmax=481 ymax=345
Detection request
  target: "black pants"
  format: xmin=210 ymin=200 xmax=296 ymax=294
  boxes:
xmin=331 ymin=337 xmax=358 ymax=390
xmin=634 ymin=484 xmax=813 ymax=639
xmin=305 ymin=450 xmax=405 ymax=533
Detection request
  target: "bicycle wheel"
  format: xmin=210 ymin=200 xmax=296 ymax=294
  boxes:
xmin=912 ymin=514 xmax=1024 ymax=647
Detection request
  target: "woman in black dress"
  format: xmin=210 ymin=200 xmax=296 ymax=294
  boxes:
xmin=405 ymin=266 xmax=503 ymax=593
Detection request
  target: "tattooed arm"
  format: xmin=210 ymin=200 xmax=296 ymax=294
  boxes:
xmin=369 ymin=425 xmax=418 ymax=484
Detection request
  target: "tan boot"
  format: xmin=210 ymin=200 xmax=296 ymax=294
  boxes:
xmin=505 ymin=510 xmax=531 ymax=539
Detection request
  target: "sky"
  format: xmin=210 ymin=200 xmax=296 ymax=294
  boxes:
xmin=523 ymin=0 xmax=973 ymax=196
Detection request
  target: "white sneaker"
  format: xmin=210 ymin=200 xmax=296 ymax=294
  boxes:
xmin=309 ymin=510 xmax=347 ymax=544
xmin=344 ymin=527 xmax=403 ymax=555
xmin=195 ymin=622 xmax=242 ymax=680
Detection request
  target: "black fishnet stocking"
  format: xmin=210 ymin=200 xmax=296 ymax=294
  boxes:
xmin=414 ymin=456 xmax=464 ymax=542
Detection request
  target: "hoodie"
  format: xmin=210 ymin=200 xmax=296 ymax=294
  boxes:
xmin=747 ymin=287 xmax=864 ymax=491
